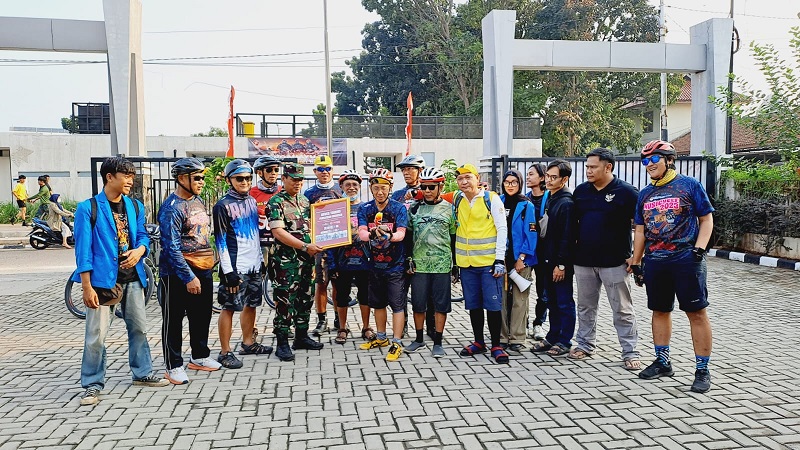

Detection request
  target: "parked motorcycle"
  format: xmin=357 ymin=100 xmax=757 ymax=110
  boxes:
xmin=29 ymin=217 xmax=74 ymax=249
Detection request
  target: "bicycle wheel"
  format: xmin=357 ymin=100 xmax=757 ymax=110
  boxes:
xmin=451 ymin=280 xmax=464 ymax=302
xmin=263 ymin=277 xmax=275 ymax=309
xmin=64 ymin=271 xmax=87 ymax=319
xmin=114 ymin=263 xmax=155 ymax=319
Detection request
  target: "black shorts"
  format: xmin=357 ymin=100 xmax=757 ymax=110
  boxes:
xmin=410 ymin=272 xmax=451 ymax=314
xmin=643 ymin=251 xmax=709 ymax=313
xmin=332 ymin=270 xmax=369 ymax=307
xmin=368 ymin=270 xmax=406 ymax=313
xmin=16 ymin=200 xmax=25 ymax=208
xmin=217 ymin=272 xmax=263 ymax=312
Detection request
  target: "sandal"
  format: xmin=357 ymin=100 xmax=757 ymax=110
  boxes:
xmin=546 ymin=344 xmax=569 ymax=357
xmin=490 ymin=346 xmax=510 ymax=364
xmin=459 ymin=341 xmax=487 ymax=356
xmin=568 ymin=348 xmax=592 ymax=360
xmin=530 ymin=340 xmax=552 ymax=353
xmin=624 ymin=358 xmax=642 ymax=371
xmin=361 ymin=327 xmax=376 ymax=341
xmin=335 ymin=329 xmax=350 ymax=345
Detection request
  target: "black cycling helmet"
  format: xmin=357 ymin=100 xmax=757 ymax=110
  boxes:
xmin=253 ymin=156 xmax=281 ymax=171
xmin=223 ymin=159 xmax=253 ymax=178
xmin=396 ymin=154 xmax=425 ymax=169
xmin=171 ymin=157 xmax=206 ymax=178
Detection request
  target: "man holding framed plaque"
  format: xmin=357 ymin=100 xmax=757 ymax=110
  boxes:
xmin=268 ymin=163 xmax=325 ymax=362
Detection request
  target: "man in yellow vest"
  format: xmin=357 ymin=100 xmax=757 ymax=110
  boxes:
xmin=453 ymin=164 xmax=510 ymax=363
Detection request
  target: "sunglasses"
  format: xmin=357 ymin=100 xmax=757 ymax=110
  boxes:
xmin=233 ymin=176 xmax=252 ymax=182
xmin=191 ymin=175 xmax=205 ymax=182
xmin=262 ymin=167 xmax=280 ymax=173
xmin=641 ymin=155 xmax=663 ymax=166
xmin=419 ymin=184 xmax=439 ymax=191
xmin=315 ymin=167 xmax=332 ymax=172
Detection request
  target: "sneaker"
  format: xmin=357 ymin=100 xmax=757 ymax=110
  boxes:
xmin=239 ymin=342 xmax=274 ymax=355
xmin=217 ymin=351 xmax=243 ymax=369
xmin=132 ymin=375 xmax=170 ymax=387
xmin=691 ymin=369 xmax=712 ymax=393
xmin=165 ymin=367 xmax=189 ymax=385
xmin=333 ymin=316 xmax=340 ymax=330
xmin=431 ymin=345 xmax=446 ymax=358
xmin=79 ymin=387 xmax=100 ymax=406
xmin=532 ymin=325 xmax=546 ymax=341
xmin=638 ymin=359 xmax=674 ymax=380
xmin=311 ymin=319 xmax=329 ymax=337
xmin=406 ymin=341 xmax=426 ymax=353
xmin=507 ymin=343 xmax=524 ymax=355
xmin=359 ymin=338 xmax=389 ymax=350
xmin=188 ymin=357 xmax=222 ymax=372
xmin=386 ymin=342 xmax=403 ymax=361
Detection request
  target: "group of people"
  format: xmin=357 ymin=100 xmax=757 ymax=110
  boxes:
xmin=12 ymin=173 xmax=75 ymax=248
xmin=74 ymin=139 xmax=715 ymax=406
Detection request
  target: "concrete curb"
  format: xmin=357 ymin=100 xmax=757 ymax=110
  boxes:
xmin=709 ymin=248 xmax=800 ymax=271
xmin=0 ymin=244 xmax=28 ymax=249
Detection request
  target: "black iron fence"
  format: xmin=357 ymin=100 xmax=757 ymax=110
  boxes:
xmin=485 ymin=155 xmax=716 ymax=197
xmin=235 ymin=113 xmax=542 ymax=140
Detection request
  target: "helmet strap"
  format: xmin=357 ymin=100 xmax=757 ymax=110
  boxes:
xmin=175 ymin=176 xmax=195 ymax=199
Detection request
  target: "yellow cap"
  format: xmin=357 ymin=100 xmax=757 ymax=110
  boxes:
xmin=314 ymin=155 xmax=333 ymax=167
xmin=455 ymin=163 xmax=478 ymax=176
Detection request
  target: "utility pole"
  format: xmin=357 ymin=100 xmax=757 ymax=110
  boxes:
xmin=323 ymin=0 xmax=333 ymax=158
xmin=725 ymin=0 xmax=735 ymax=155
xmin=659 ymin=0 xmax=668 ymax=142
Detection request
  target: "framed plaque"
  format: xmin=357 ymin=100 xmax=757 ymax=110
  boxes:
xmin=310 ymin=197 xmax=352 ymax=249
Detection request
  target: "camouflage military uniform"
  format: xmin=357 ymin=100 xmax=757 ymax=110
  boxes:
xmin=268 ymin=190 xmax=316 ymax=337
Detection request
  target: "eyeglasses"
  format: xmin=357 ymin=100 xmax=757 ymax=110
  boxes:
xmin=503 ymin=180 xmax=519 ymax=186
xmin=233 ymin=176 xmax=252 ymax=182
xmin=545 ymin=174 xmax=562 ymax=181
xmin=419 ymin=184 xmax=439 ymax=191
xmin=641 ymin=155 xmax=663 ymax=166
xmin=191 ymin=175 xmax=205 ymax=182
xmin=315 ymin=167 xmax=332 ymax=172
xmin=263 ymin=167 xmax=280 ymax=173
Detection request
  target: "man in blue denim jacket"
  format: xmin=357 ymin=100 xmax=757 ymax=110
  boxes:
xmin=73 ymin=157 xmax=168 ymax=406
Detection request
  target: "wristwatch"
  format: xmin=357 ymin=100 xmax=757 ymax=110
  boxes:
xmin=518 ymin=254 xmax=526 ymax=261
xmin=301 ymin=243 xmax=308 ymax=252
xmin=557 ymin=264 xmax=565 ymax=271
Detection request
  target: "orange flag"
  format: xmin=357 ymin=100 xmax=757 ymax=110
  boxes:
xmin=227 ymin=85 xmax=235 ymax=157
xmin=405 ymin=91 xmax=413 ymax=156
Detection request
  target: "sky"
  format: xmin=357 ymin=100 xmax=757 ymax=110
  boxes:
xmin=0 ymin=0 xmax=798 ymax=137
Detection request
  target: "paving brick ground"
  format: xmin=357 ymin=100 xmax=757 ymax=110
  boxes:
xmin=0 ymin=257 xmax=799 ymax=449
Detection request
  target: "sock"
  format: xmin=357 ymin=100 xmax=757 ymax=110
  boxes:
xmin=317 ymin=312 xmax=326 ymax=322
xmin=487 ymin=310 xmax=502 ymax=348
xmin=392 ymin=337 xmax=402 ymax=344
xmin=655 ymin=345 xmax=671 ymax=365
xmin=415 ymin=329 xmax=424 ymax=343
xmin=433 ymin=331 xmax=443 ymax=346
xmin=695 ymin=355 xmax=710 ymax=370
xmin=469 ymin=309 xmax=485 ymax=344
xmin=376 ymin=331 xmax=387 ymax=341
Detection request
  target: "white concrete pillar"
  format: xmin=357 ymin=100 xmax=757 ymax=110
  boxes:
xmin=482 ymin=10 xmax=516 ymax=157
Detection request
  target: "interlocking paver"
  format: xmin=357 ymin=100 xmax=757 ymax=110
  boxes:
xmin=1 ymin=258 xmax=799 ymax=449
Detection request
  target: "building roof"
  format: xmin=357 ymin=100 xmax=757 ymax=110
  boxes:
xmin=671 ymin=120 xmax=771 ymax=155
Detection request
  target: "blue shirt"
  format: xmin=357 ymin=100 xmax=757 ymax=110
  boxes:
xmin=304 ymin=184 xmax=342 ymax=204
xmin=357 ymin=199 xmax=408 ymax=272
xmin=158 ymin=193 xmax=213 ymax=284
xmin=325 ymin=202 xmax=370 ymax=272
xmin=634 ymin=174 xmax=714 ymax=260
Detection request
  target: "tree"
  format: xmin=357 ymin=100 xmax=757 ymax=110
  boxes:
xmin=191 ymin=126 xmax=228 ymax=137
xmin=61 ymin=116 xmax=76 ymax=133
xmin=715 ymin=26 xmax=800 ymax=166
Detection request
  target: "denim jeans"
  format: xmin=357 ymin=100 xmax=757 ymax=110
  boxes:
xmin=543 ymin=267 xmax=576 ymax=348
xmin=461 ymin=266 xmax=504 ymax=312
xmin=81 ymin=281 xmax=155 ymax=390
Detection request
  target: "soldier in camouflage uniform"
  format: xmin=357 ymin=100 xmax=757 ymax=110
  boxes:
xmin=268 ymin=163 xmax=326 ymax=362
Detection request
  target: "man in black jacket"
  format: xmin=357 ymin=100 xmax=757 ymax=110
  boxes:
xmin=531 ymin=160 xmax=577 ymax=357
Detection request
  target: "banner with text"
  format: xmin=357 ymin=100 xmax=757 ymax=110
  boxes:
xmin=248 ymin=137 xmax=347 ymax=166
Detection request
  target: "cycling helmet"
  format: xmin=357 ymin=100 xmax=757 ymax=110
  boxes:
xmin=396 ymin=155 xmax=426 ymax=169
xmin=171 ymin=157 xmax=206 ymax=178
xmin=253 ymin=156 xmax=281 ymax=171
xmin=223 ymin=159 xmax=253 ymax=178
xmin=419 ymin=167 xmax=446 ymax=184
xmin=339 ymin=169 xmax=363 ymax=184
xmin=368 ymin=168 xmax=393 ymax=185
xmin=641 ymin=140 xmax=676 ymax=158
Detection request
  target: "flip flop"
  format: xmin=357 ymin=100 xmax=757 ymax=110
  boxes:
xmin=546 ymin=344 xmax=569 ymax=356
xmin=568 ymin=348 xmax=592 ymax=360
xmin=530 ymin=340 xmax=552 ymax=353
xmin=624 ymin=358 xmax=642 ymax=370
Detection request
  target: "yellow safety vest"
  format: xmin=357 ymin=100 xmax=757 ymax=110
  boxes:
xmin=455 ymin=192 xmax=497 ymax=267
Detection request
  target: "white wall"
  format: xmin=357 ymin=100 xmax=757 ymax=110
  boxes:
xmin=0 ymin=132 xmax=541 ymax=202
xmin=636 ymin=103 xmax=693 ymax=146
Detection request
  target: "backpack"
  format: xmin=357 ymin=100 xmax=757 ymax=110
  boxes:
xmin=453 ymin=190 xmax=495 ymax=227
xmin=89 ymin=196 xmax=140 ymax=228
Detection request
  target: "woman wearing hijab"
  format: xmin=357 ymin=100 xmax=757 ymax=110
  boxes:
xmin=46 ymin=193 xmax=74 ymax=249
xmin=499 ymin=169 xmax=538 ymax=353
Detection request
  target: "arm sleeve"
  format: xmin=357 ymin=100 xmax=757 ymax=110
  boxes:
xmin=633 ymin=190 xmax=646 ymax=226
xmin=74 ymin=201 xmax=94 ymax=275
xmin=692 ymin=181 xmax=715 ymax=217
xmin=357 ymin=204 xmax=370 ymax=241
xmin=490 ymin=194 xmax=507 ymax=260
xmin=134 ymin=199 xmax=150 ymax=258
xmin=555 ymin=200 xmax=576 ymax=265
xmin=521 ymin=202 xmax=538 ymax=260
xmin=389 ymin=204 xmax=408 ymax=242
xmin=161 ymin=202 xmax=196 ymax=285
xmin=213 ymin=203 xmax=235 ymax=275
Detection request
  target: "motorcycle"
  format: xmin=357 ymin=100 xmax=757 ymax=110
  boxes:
xmin=29 ymin=217 xmax=74 ymax=249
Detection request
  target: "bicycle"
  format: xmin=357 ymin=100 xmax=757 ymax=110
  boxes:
xmin=64 ymin=224 xmax=160 ymax=319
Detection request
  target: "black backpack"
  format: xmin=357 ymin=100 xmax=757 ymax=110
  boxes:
xmin=89 ymin=196 xmax=140 ymax=228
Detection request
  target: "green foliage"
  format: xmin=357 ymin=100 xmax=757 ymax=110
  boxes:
xmin=440 ymin=158 xmax=458 ymax=193
xmin=200 ymin=157 xmax=233 ymax=207
xmin=191 ymin=126 xmax=228 ymax=137
xmin=0 ymin=199 xmax=77 ymax=224
xmin=715 ymin=156 xmax=800 ymax=200
xmin=714 ymin=26 xmax=800 ymax=166
xmin=61 ymin=116 xmax=76 ymax=134
xmin=713 ymin=198 xmax=800 ymax=254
